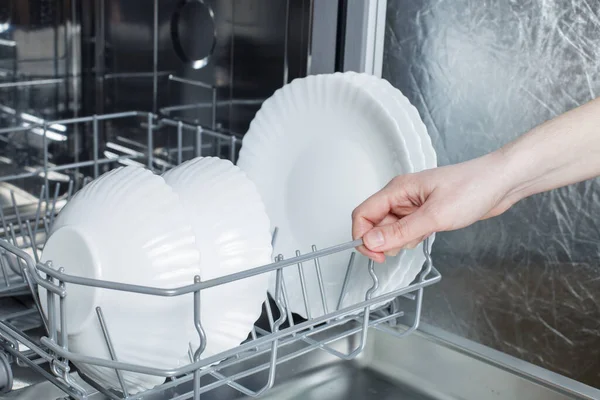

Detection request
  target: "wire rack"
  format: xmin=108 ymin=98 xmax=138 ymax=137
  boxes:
xmin=0 ymin=110 xmax=442 ymax=400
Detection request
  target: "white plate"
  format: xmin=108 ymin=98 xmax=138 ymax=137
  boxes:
xmin=381 ymin=78 xmax=437 ymax=289
xmin=339 ymin=73 xmax=427 ymax=309
xmin=347 ymin=76 xmax=438 ymax=300
xmin=237 ymin=72 xmax=414 ymax=318
xmin=162 ymin=157 xmax=272 ymax=359
xmin=40 ymin=166 xmax=201 ymax=394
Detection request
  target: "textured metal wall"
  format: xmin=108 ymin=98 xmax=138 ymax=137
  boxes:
xmin=383 ymin=0 xmax=600 ymax=387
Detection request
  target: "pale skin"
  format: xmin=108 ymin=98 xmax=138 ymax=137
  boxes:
xmin=352 ymin=97 xmax=600 ymax=263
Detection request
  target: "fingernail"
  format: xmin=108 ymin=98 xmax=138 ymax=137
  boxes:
xmin=364 ymin=230 xmax=384 ymax=249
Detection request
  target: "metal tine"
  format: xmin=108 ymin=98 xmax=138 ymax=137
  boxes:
xmin=207 ymin=270 xmax=288 ymax=399
xmin=8 ymin=225 xmax=22 ymax=269
xmin=82 ymin=176 xmax=92 ymax=188
xmin=347 ymin=260 xmax=379 ymax=359
xmin=379 ymin=238 xmax=433 ymax=338
xmin=263 ymin=255 xmax=286 ymax=332
xmin=95 ymin=307 xmax=129 ymax=397
xmin=308 ymin=259 xmax=380 ymax=361
xmin=48 ymin=182 xmax=61 ymax=228
xmin=42 ymin=124 xmax=50 ymax=205
xmin=58 ymin=270 xmax=68 ymax=349
xmin=188 ymin=343 xmax=195 ymax=363
xmin=45 ymin=262 xmax=56 ymax=342
xmin=264 ymin=292 xmax=276 ymax=331
xmin=66 ymin=179 xmax=74 ymax=201
xmin=336 ymin=252 xmax=357 ymax=311
xmin=0 ymin=203 xmax=9 ymax=241
xmin=42 ymin=215 xmax=51 ymax=236
xmin=0 ymin=251 xmax=11 ymax=287
xmin=7 ymin=221 xmax=44 ymax=337
xmin=25 ymin=221 xmax=40 ymax=263
xmin=62 ymin=368 xmax=88 ymax=399
xmin=177 ymin=120 xmax=183 ymax=165
xmin=192 ymin=274 xmax=207 ymax=400
xmin=365 ymin=259 xmax=380 ymax=302
xmin=271 ymin=227 xmax=279 ymax=249
xmin=278 ymin=267 xmax=295 ymax=329
xmin=10 ymin=191 xmax=27 ymax=246
xmin=193 ymin=276 xmax=207 ymax=360
xmin=0 ymin=206 xmax=14 ymax=278
xmin=374 ymin=240 xmax=434 ymax=339
xmin=311 ymin=245 xmax=329 ymax=315
xmin=93 ymin=115 xmax=99 ymax=178
xmin=295 ymin=250 xmax=312 ymax=320
xmin=229 ymin=136 xmax=237 ymax=163
xmin=33 ymin=185 xmax=46 ymax=238
xmin=195 ymin=126 xmax=203 ymax=158
xmin=420 ymin=237 xmax=433 ymax=282
xmin=256 ymin=268 xmax=287 ymax=395
xmin=147 ymin=113 xmax=154 ymax=170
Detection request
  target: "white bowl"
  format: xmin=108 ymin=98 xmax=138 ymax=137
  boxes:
xmin=40 ymin=165 xmax=201 ymax=394
xmin=162 ymin=156 xmax=272 ymax=359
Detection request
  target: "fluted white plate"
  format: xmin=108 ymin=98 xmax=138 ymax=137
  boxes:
xmin=40 ymin=166 xmax=201 ymax=394
xmin=162 ymin=156 xmax=272 ymax=359
xmin=339 ymin=73 xmax=425 ymax=309
xmin=237 ymin=72 xmax=415 ymax=319
xmin=341 ymin=73 xmax=438 ymax=307
xmin=385 ymin=79 xmax=438 ymax=288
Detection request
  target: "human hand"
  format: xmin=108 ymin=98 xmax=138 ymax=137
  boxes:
xmin=352 ymin=152 xmax=518 ymax=263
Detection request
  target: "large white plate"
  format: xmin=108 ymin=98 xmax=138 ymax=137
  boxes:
xmin=381 ymin=78 xmax=437 ymax=289
xmin=344 ymin=75 xmax=438 ymax=303
xmin=237 ymin=72 xmax=415 ymax=318
xmin=340 ymin=73 xmax=430 ymax=309
xmin=40 ymin=166 xmax=201 ymax=394
xmin=162 ymin=157 xmax=272 ymax=359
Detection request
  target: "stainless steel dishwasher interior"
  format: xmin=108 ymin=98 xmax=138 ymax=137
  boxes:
xmin=1 ymin=1 xmax=600 ymax=399
xmin=1 ymin=323 xmax=594 ymax=400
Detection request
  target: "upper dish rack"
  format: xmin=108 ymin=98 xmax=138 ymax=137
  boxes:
xmin=0 ymin=111 xmax=441 ymax=400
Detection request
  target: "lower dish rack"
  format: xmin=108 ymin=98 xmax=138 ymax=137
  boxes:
xmin=0 ymin=112 xmax=441 ymax=400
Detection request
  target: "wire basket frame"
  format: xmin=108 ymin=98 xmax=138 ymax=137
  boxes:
xmin=0 ymin=223 xmax=440 ymax=400
xmin=0 ymin=110 xmax=442 ymax=400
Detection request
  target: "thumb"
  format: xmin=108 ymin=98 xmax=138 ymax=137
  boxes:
xmin=362 ymin=210 xmax=433 ymax=252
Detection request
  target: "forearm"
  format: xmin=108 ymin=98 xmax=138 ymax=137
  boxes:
xmin=496 ymin=97 xmax=600 ymax=202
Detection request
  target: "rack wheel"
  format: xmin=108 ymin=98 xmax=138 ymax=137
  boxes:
xmin=0 ymin=352 xmax=12 ymax=394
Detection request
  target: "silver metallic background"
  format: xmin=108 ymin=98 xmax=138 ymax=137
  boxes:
xmin=383 ymin=0 xmax=600 ymax=388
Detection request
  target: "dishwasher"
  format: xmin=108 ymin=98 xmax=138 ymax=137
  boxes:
xmin=0 ymin=1 xmax=597 ymax=400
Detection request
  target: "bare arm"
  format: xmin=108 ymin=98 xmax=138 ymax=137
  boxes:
xmin=500 ymin=97 xmax=600 ymax=206
xmin=352 ymin=97 xmax=600 ymax=262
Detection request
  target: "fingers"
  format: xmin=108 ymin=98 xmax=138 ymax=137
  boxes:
xmin=352 ymin=188 xmax=396 ymax=262
xmin=351 ymin=189 xmax=394 ymax=241
xmin=403 ymin=234 xmax=430 ymax=250
xmin=362 ymin=208 xmax=434 ymax=253
xmin=358 ymin=214 xmax=401 ymax=261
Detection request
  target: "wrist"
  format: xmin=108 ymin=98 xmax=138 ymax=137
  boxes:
xmin=477 ymin=148 xmax=522 ymax=200
xmin=493 ymin=125 xmax=562 ymax=203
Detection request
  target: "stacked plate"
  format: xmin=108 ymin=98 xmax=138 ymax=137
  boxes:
xmin=237 ymin=72 xmax=437 ymax=318
xmin=39 ymin=159 xmax=272 ymax=394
